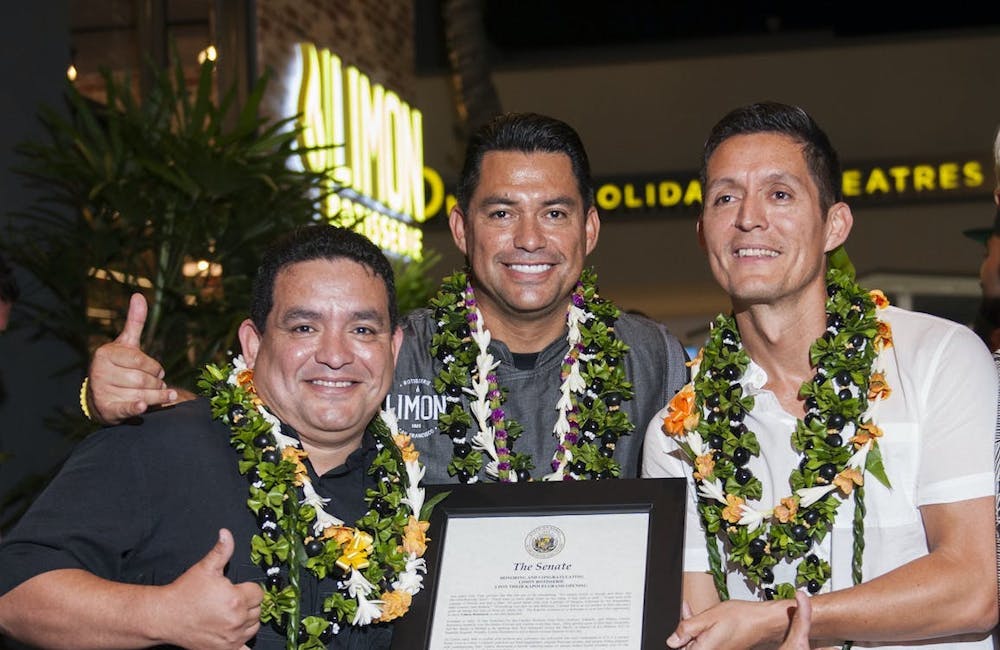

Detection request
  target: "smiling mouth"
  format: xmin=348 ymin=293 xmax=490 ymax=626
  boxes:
xmin=735 ymin=247 xmax=779 ymax=258
xmin=507 ymin=263 xmax=553 ymax=274
xmin=310 ymin=379 xmax=353 ymax=388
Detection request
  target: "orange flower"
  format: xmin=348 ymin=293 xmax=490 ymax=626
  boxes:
xmin=377 ymin=590 xmax=412 ymax=622
xmin=858 ymin=421 xmax=883 ymax=439
xmin=851 ymin=421 xmax=884 ymax=448
xmin=281 ymin=446 xmax=309 ymax=485
xmin=834 ymin=467 xmax=864 ymax=495
xmin=662 ymin=384 xmax=698 ymax=436
xmin=867 ymin=372 xmax=891 ymax=401
xmin=402 ymin=516 xmax=430 ymax=556
xmin=721 ymin=493 xmax=745 ymax=524
xmin=693 ymin=453 xmax=715 ymax=481
xmin=874 ymin=321 xmax=893 ymax=351
xmin=869 ymin=289 xmax=890 ymax=309
xmin=773 ymin=496 xmax=799 ymax=523
xmin=236 ymin=368 xmax=255 ymax=390
xmin=393 ymin=433 xmax=419 ymax=463
xmin=322 ymin=525 xmax=356 ymax=544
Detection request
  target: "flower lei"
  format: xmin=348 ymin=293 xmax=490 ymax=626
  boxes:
xmin=429 ymin=267 xmax=634 ymax=482
xmin=662 ymin=268 xmax=894 ymax=606
xmin=199 ymin=357 xmax=443 ymax=650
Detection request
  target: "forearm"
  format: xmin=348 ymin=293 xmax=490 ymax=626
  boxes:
xmin=0 ymin=569 xmax=170 ymax=649
xmin=672 ymin=499 xmax=997 ymax=648
xmin=808 ymin=497 xmax=997 ymax=642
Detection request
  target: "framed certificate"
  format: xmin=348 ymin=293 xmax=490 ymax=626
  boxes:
xmin=392 ymin=478 xmax=686 ymax=649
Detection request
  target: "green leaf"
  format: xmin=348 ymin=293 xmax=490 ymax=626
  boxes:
xmin=827 ymin=244 xmax=856 ymax=279
xmin=865 ymin=445 xmax=892 ymax=489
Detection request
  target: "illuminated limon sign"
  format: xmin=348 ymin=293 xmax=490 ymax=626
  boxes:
xmin=297 ymin=42 xmax=432 ymax=260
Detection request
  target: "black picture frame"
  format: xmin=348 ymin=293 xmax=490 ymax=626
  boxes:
xmin=392 ymin=477 xmax=686 ymax=649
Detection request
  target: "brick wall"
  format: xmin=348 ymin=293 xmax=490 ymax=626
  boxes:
xmin=256 ymin=0 xmax=415 ymax=120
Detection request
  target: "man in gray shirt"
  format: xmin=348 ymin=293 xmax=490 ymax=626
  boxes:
xmin=83 ymin=112 xmax=688 ymax=484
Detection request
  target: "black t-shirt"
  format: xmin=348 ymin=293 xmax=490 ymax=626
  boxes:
xmin=0 ymin=399 xmax=392 ymax=649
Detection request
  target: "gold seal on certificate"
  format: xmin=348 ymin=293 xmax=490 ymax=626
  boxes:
xmin=525 ymin=525 xmax=565 ymax=558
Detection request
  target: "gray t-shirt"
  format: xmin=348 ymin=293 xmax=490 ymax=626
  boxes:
xmin=387 ymin=308 xmax=689 ymax=484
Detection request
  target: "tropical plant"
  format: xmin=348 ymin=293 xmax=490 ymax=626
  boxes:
xmin=2 ymin=57 xmax=331 ymax=394
xmin=0 ymin=56 xmax=332 ymax=532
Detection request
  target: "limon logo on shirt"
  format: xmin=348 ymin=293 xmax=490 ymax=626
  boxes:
xmin=384 ymin=376 xmax=447 ymax=438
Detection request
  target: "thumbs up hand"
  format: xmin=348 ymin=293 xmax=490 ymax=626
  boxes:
xmin=160 ymin=529 xmax=264 ymax=650
xmin=87 ymin=293 xmax=179 ymax=424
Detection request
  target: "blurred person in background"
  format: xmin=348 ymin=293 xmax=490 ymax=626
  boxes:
xmin=965 ymin=127 xmax=1000 ymax=352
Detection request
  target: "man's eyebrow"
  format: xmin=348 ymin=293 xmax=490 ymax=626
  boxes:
xmin=279 ymin=307 xmax=323 ymax=324
xmin=476 ymin=194 xmax=579 ymax=207
xmin=280 ymin=307 xmax=387 ymax=325
xmin=350 ymin=309 xmax=387 ymax=325
xmin=705 ymin=171 xmax=803 ymax=192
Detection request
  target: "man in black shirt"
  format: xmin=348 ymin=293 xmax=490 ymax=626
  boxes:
xmin=0 ymin=225 xmax=408 ymax=649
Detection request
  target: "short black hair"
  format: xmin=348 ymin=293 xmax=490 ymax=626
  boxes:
xmin=249 ymin=225 xmax=397 ymax=332
xmin=455 ymin=112 xmax=595 ymax=213
xmin=0 ymin=254 xmax=19 ymax=304
xmin=701 ymin=102 xmax=842 ymax=214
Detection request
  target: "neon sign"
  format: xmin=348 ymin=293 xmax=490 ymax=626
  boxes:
xmin=297 ymin=43 xmax=428 ymax=259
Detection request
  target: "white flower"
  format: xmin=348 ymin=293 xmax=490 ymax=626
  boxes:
xmin=352 ymin=593 xmax=383 ymax=626
xmin=300 ymin=482 xmax=344 ymax=532
xmin=463 ymin=377 xmax=491 ymax=404
xmin=470 ymin=428 xmax=498 ymax=461
xmin=738 ymin=505 xmax=769 ymax=532
xmin=227 ymin=355 xmax=249 ymax=385
xmin=345 ymin=568 xmax=376 ymax=597
xmin=685 ymin=431 xmax=707 ymax=457
xmin=380 ymin=408 xmax=400 ymax=436
xmin=257 ymin=406 xmax=299 ymax=450
xmin=468 ymin=400 xmax=492 ymax=428
xmin=562 ymin=363 xmax=586 ymax=394
xmin=392 ymin=554 xmax=427 ymax=594
xmin=847 ymin=440 xmax=872 ymax=470
xmin=697 ymin=479 xmax=728 ymax=505
xmin=541 ymin=469 xmax=566 ymax=481
xmin=299 ymin=480 xmax=329 ymax=509
xmin=469 ymin=319 xmax=491 ymax=349
xmin=402 ymin=463 xmax=425 ymax=515
xmin=566 ymin=305 xmax=586 ymax=345
xmin=553 ymin=408 xmax=571 ymax=436
xmin=796 ymin=484 xmax=837 ymax=508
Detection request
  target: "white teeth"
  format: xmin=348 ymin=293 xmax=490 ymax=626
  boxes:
xmin=312 ymin=379 xmax=351 ymax=388
xmin=736 ymin=248 xmax=779 ymax=258
xmin=509 ymin=263 xmax=551 ymax=274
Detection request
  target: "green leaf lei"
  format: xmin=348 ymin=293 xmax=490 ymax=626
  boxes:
xmin=198 ymin=359 xmax=443 ymax=650
xmin=428 ymin=267 xmax=634 ymax=482
xmin=663 ymin=268 xmax=892 ymax=610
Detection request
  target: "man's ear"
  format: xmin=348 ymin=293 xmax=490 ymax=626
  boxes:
xmin=584 ymin=206 xmax=601 ymax=256
xmin=823 ymin=202 xmax=854 ymax=253
xmin=696 ymin=216 xmax=707 ymax=251
xmin=391 ymin=326 xmax=404 ymax=364
xmin=237 ymin=319 xmax=262 ymax=367
xmin=449 ymin=205 xmax=468 ymax=256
